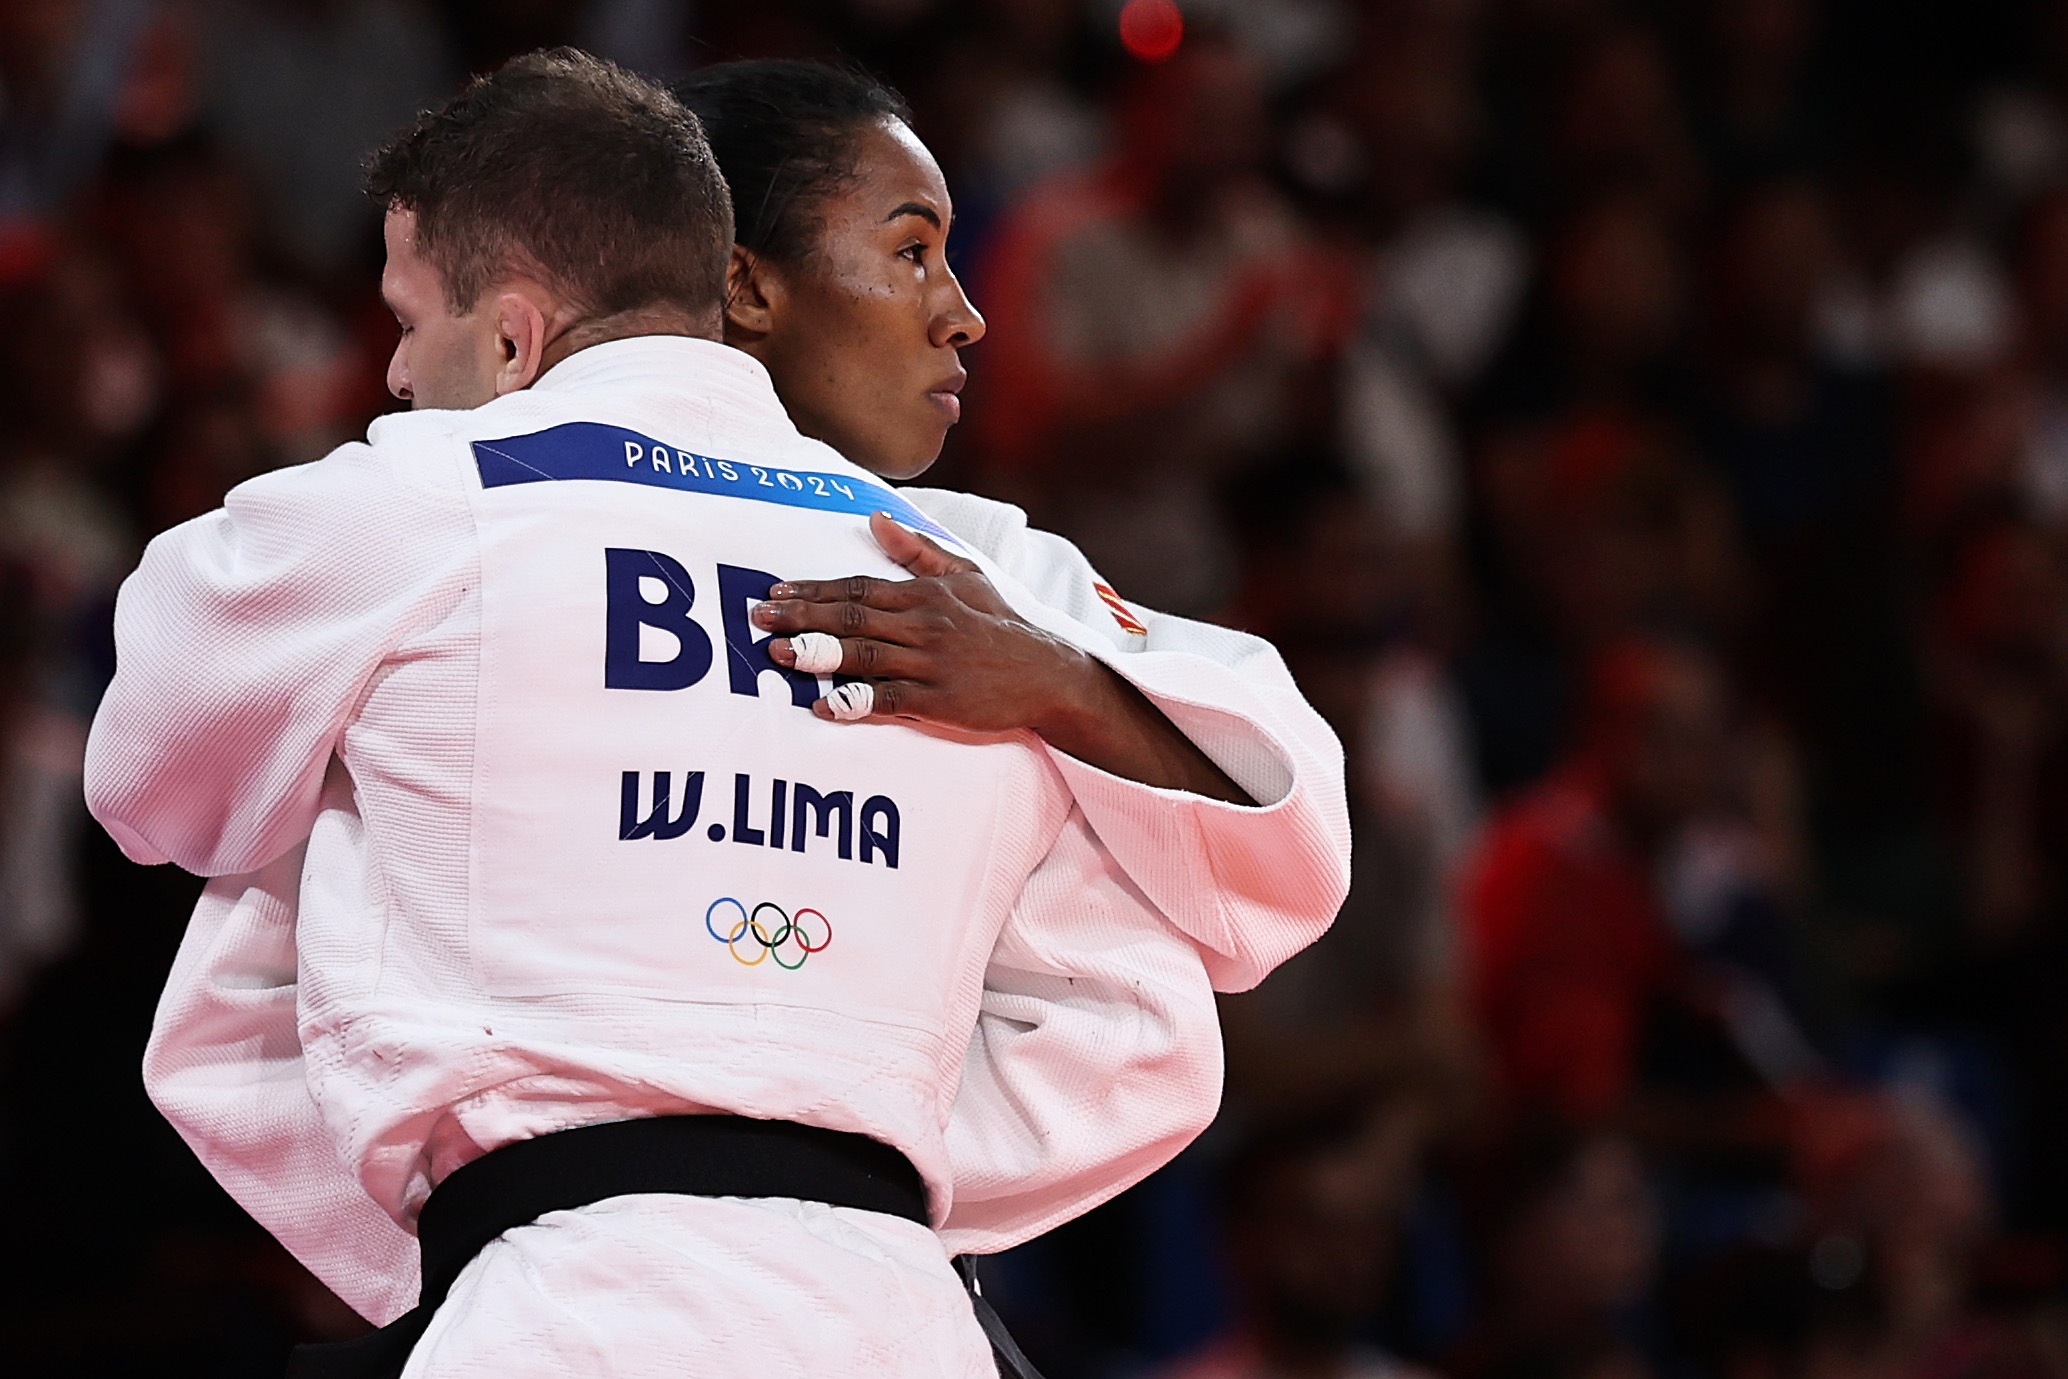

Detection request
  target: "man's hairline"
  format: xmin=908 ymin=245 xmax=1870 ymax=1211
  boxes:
xmin=383 ymin=197 xmax=720 ymax=340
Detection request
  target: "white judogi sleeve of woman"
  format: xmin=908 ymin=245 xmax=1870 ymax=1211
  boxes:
xmin=906 ymin=487 xmax=1351 ymax=992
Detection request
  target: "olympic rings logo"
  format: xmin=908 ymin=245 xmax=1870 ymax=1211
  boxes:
xmin=705 ymin=898 xmax=832 ymax=970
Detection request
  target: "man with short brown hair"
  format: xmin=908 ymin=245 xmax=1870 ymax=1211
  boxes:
xmin=88 ymin=50 xmax=1221 ymax=1379
xmin=362 ymin=45 xmax=731 ymax=411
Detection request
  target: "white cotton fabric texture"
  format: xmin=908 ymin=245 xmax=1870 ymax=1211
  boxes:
xmin=400 ymin=1196 xmax=993 ymax=1379
xmin=90 ymin=339 xmax=1349 ymax=1342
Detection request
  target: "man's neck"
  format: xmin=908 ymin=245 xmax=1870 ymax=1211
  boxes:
xmin=540 ymin=307 xmax=724 ymax=376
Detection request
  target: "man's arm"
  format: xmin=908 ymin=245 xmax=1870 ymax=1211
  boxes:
xmin=940 ymin=806 xmax=1222 ymax=1256
xmin=143 ymin=837 xmax=420 ymax=1325
xmin=85 ymin=431 xmax=472 ymax=877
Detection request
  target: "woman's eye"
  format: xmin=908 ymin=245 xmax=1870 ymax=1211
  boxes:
xmin=900 ymin=243 xmax=927 ymax=265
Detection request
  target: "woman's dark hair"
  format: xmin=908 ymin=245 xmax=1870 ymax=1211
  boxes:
xmin=671 ymin=60 xmax=911 ymax=264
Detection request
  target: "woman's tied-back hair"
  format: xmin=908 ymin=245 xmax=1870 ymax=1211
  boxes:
xmin=670 ymin=59 xmax=911 ymax=265
xmin=364 ymin=48 xmax=733 ymax=321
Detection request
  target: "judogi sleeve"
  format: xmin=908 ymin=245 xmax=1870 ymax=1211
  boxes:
xmin=93 ymin=429 xmax=468 ymax=1322
xmin=905 ymin=488 xmax=1351 ymax=992
xmin=939 ymin=806 xmax=1221 ymax=1256
xmin=143 ymin=845 xmax=421 ymax=1325
xmin=83 ymin=429 xmax=473 ymax=876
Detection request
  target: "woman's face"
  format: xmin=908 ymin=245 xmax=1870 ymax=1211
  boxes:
xmin=728 ymin=119 xmax=984 ymax=480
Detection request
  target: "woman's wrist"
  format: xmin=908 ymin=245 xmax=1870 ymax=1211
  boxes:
xmin=1028 ymin=647 xmax=1253 ymax=804
xmin=1026 ymin=644 xmax=1117 ymax=758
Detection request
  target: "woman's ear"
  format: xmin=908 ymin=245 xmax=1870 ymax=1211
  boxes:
xmin=724 ymin=244 xmax=781 ymax=344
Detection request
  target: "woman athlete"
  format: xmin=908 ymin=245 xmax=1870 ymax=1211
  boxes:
xmin=675 ymin=61 xmax=1349 ymax=992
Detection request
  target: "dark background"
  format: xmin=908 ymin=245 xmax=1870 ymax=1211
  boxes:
xmin=8 ymin=0 xmax=2068 ymax=1375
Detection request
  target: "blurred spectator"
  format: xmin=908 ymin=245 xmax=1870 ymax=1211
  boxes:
xmin=970 ymin=27 xmax=1347 ymax=615
xmin=1479 ymin=192 xmax=1689 ymax=427
xmin=1220 ymin=475 xmax=1481 ymax=1118
xmin=1687 ymin=0 xmax=1828 ymax=190
xmin=1461 ymin=637 xmax=1797 ymax=1122
xmin=1546 ymin=24 xmax=1705 ymax=222
xmin=1921 ymin=510 xmax=2068 ymax=1228
xmin=1973 ymin=4 xmax=2068 ymax=214
xmin=2011 ymin=186 xmax=2068 ymax=526
xmin=1687 ymin=178 xmax=1929 ymax=934
xmin=1815 ymin=148 xmax=2012 ymax=376
xmin=0 ymin=250 xmax=143 ymax=1010
xmin=91 ymin=136 xmax=365 ymax=489
xmin=192 ymin=0 xmax=457 ymax=277
xmin=0 ymin=0 xmax=164 ymax=233
xmin=1927 ymin=513 xmax=2068 ymax=950
xmin=1314 ymin=4 xmax=1530 ymax=546
xmin=1450 ymin=1124 xmax=1662 ymax=1379
xmin=914 ymin=0 xmax=1107 ymax=266
xmin=1152 ymin=1096 xmax=1440 ymax=1379
xmin=1459 ymin=191 xmax=1734 ymax=792
xmin=1784 ymin=1092 xmax=2046 ymax=1379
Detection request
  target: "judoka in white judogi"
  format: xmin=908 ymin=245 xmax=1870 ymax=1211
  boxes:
xmin=89 ymin=338 xmax=1349 ymax=1375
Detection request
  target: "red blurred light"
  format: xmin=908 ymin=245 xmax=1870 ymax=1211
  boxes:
xmin=1119 ymin=0 xmax=1183 ymax=63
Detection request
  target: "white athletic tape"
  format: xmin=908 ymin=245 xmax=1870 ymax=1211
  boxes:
xmin=789 ymin=631 xmax=844 ymax=674
xmin=825 ymin=681 xmax=876 ymax=721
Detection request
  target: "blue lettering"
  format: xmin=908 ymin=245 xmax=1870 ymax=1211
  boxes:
xmin=860 ymin=796 xmax=900 ymax=868
xmin=604 ymin=549 xmax=713 ymax=691
xmin=792 ymin=784 xmax=854 ymax=860
xmin=716 ymin=564 xmax=818 ymax=707
xmin=731 ymin=772 xmax=765 ymax=846
xmin=619 ymin=770 xmax=702 ymax=840
xmin=769 ymin=778 xmax=787 ymax=850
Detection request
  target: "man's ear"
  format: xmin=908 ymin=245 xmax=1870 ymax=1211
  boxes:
xmin=724 ymin=245 xmax=781 ymax=344
xmin=490 ymin=289 xmax=552 ymax=395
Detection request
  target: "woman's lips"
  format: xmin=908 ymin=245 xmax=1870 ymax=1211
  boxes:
xmin=928 ymin=371 xmax=966 ymax=423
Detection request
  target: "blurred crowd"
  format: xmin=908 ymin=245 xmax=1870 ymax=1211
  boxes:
xmin=8 ymin=0 xmax=2068 ymax=1375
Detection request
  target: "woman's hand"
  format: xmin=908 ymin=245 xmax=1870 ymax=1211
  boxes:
xmin=751 ymin=512 xmax=1253 ymax=804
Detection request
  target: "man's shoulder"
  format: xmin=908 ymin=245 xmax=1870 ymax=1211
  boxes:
xmin=366 ymin=392 xmax=558 ymax=455
xmin=897 ymin=486 xmax=1032 ymax=560
xmin=195 ymin=407 xmax=484 ymax=539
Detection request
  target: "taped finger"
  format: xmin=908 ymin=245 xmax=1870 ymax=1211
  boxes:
xmin=824 ymin=681 xmax=876 ymax=721
xmin=789 ymin=630 xmax=844 ymax=674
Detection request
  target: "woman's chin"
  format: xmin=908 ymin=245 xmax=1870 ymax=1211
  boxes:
xmin=864 ymin=426 xmax=948 ymax=482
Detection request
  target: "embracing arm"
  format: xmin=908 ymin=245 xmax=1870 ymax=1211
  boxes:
xmin=757 ymin=514 xmax=1246 ymax=801
xmin=751 ymin=504 xmax=1351 ymax=991
xmin=940 ymin=807 xmax=1222 ymax=1256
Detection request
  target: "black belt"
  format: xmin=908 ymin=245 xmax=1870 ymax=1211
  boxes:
xmin=284 ymin=1114 xmax=1042 ymax=1379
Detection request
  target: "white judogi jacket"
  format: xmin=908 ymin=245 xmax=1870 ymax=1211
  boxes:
xmin=87 ymin=339 xmax=1349 ymax=1334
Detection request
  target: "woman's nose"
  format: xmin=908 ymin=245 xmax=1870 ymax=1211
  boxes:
xmin=931 ymin=270 xmax=986 ymax=350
